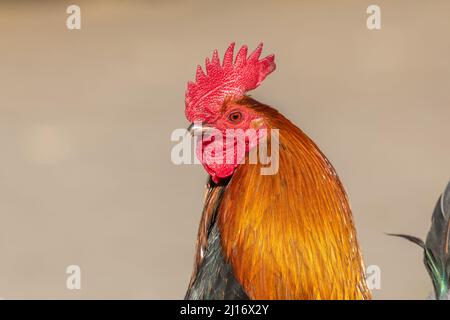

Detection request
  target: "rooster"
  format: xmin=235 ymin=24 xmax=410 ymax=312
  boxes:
xmin=184 ymin=43 xmax=371 ymax=300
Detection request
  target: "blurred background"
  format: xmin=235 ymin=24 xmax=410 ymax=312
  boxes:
xmin=0 ymin=0 xmax=449 ymax=299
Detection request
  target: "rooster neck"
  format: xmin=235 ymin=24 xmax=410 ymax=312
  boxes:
xmin=217 ymin=110 xmax=371 ymax=300
xmin=185 ymin=178 xmax=249 ymax=299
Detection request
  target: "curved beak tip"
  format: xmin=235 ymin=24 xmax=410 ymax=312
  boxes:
xmin=187 ymin=123 xmax=195 ymax=136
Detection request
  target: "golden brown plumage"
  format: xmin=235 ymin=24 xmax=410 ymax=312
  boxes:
xmin=184 ymin=43 xmax=370 ymax=300
xmin=214 ymin=97 xmax=371 ymax=299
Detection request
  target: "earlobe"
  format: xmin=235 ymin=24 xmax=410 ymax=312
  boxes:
xmin=250 ymin=117 xmax=265 ymax=129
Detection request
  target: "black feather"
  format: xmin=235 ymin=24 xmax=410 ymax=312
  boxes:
xmin=185 ymin=224 xmax=249 ymax=300
xmin=386 ymin=233 xmax=425 ymax=248
xmin=389 ymin=181 xmax=450 ymax=299
xmin=424 ymin=181 xmax=450 ymax=299
xmin=185 ymin=179 xmax=248 ymax=300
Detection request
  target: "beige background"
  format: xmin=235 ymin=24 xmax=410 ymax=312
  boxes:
xmin=0 ymin=0 xmax=449 ymax=299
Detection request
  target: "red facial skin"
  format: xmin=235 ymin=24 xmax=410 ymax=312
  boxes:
xmin=195 ymin=104 xmax=266 ymax=183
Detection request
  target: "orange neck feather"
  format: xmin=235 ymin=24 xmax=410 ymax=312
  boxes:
xmin=218 ymin=101 xmax=371 ymax=299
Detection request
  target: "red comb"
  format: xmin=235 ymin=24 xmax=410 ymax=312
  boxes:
xmin=185 ymin=42 xmax=276 ymax=122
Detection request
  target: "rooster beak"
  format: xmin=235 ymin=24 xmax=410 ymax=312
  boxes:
xmin=187 ymin=122 xmax=216 ymax=136
xmin=187 ymin=123 xmax=195 ymax=135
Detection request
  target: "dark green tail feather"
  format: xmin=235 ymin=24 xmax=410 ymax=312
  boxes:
xmin=389 ymin=181 xmax=450 ymax=300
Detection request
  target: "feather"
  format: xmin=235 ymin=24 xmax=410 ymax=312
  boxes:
xmin=186 ymin=96 xmax=371 ymax=300
xmin=386 ymin=233 xmax=425 ymax=248
xmin=185 ymin=178 xmax=249 ymax=300
xmin=389 ymin=180 xmax=450 ymax=300
xmin=217 ymin=97 xmax=371 ymax=299
xmin=425 ymin=181 xmax=450 ymax=299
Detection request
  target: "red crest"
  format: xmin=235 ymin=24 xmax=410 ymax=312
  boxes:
xmin=185 ymin=43 xmax=276 ymax=122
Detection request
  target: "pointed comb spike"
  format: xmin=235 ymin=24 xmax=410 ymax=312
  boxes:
xmin=235 ymin=45 xmax=248 ymax=66
xmin=260 ymin=54 xmax=276 ymax=70
xmin=248 ymin=42 xmax=263 ymax=62
xmin=211 ymin=49 xmax=220 ymax=67
xmin=195 ymin=65 xmax=205 ymax=82
xmin=205 ymin=56 xmax=214 ymax=74
xmin=222 ymin=42 xmax=235 ymax=69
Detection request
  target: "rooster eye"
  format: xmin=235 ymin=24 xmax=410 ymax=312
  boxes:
xmin=227 ymin=111 xmax=243 ymax=124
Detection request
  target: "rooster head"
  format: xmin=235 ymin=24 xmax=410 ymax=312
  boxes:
xmin=185 ymin=43 xmax=276 ymax=182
